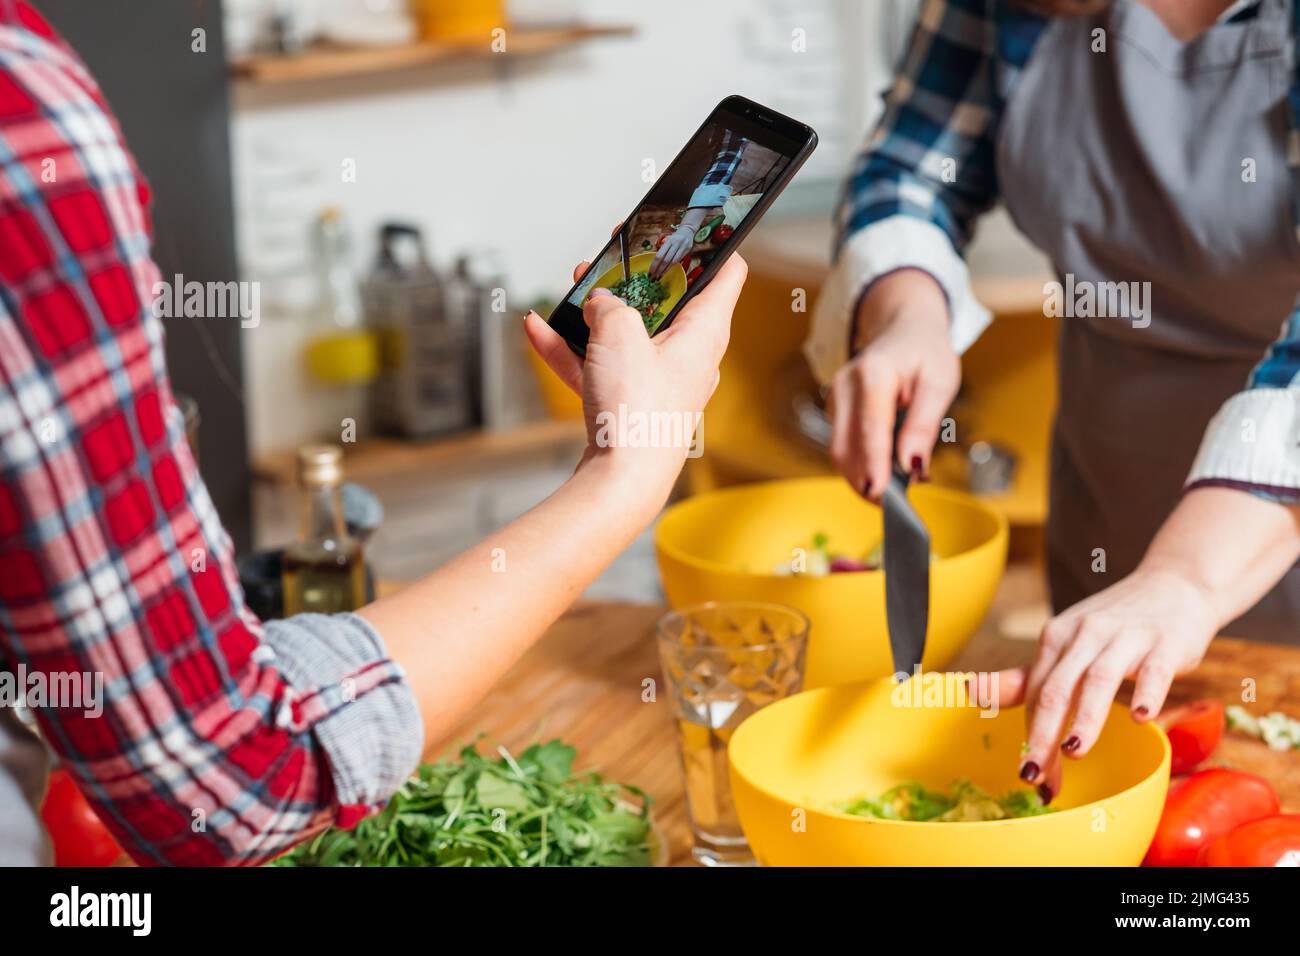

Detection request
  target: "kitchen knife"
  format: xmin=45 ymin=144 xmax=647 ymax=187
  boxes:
xmin=879 ymin=448 xmax=931 ymax=678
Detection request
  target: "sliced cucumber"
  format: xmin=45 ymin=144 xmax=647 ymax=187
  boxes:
xmin=694 ymin=214 xmax=725 ymax=243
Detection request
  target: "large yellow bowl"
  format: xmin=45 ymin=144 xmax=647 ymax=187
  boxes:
xmin=655 ymin=477 xmax=1008 ymax=688
xmin=729 ymin=679 xmax=1170 ymax=866
xmin=590 ymin=251 xmax=687 ymax=333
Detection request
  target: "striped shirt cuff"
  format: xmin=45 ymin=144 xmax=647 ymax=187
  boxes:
xmin=1186 ymin=387 xmax=1300 ymax=502
xmin=804 ymin=215 xmax=991 ymax=384
xmin=261 ymin=613 xmax=423 ymax=820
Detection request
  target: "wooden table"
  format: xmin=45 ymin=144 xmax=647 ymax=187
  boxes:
xmin=423 ymin=572 xmax=1300 ymax=866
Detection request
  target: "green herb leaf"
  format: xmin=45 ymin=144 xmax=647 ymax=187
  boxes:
xmin=520 ymin=740 xmax=576 ymax=783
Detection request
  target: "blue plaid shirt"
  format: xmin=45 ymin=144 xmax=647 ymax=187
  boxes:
xmin=820 ymin=0 xmax=1300 ymax=501
xmin=689 ymin=129 xmax=747 ymax=209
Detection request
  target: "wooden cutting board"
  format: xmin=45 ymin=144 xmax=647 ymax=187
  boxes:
xmin=1153 ymin=639 xmax=1300 ymax=799
xmin=424 ymin=596 xmax=1300 ymax=866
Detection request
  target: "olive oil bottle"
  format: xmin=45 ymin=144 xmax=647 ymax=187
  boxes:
xmin=281 ymin=445 xmax=366 ymax=616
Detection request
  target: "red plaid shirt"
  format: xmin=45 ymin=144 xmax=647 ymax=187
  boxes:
xmin=0 ymin=5 xmax=419 ymax=865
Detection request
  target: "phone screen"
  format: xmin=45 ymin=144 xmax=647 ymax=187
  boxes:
xmin=546 ymin=96 xmax=816 ymax=353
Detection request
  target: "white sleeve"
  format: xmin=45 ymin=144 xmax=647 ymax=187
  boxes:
xmin=1186 ymin=387 xmax=1300 ymax=499
xmin=803 ymin=215 xmax=992 ymax=385
xmin=688 ymin=182 xmax=732 ymax=209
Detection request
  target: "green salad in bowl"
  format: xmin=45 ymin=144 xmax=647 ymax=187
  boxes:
xmin=837 ymin=780 xmax=1055 ymax=822
xmin=607 ymin=272 xmax=669 ymax=332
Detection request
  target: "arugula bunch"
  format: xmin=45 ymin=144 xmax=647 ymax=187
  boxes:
xmin=272 ymin=739 xmax=654 ymax=867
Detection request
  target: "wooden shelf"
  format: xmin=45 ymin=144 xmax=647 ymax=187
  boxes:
xmin=230 ymin=24 xmax=635 ymax=85
xmin=252 ymin=418 xmax=586 ymax=487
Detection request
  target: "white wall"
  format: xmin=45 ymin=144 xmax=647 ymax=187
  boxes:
xmin=227 ymin=0 xmax=910 ymax=453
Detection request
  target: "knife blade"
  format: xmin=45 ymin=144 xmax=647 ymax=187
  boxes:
xmin=880 ymin=454 xmax=931 ymax=679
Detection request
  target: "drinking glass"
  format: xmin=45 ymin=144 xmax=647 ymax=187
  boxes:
xmin=657 ymin=601 xmax=809 ymax=866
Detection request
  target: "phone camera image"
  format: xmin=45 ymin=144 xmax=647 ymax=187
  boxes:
xmin=550 ymin=98 xmax=815 ymax=353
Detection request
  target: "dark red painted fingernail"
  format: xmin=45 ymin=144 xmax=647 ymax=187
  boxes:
xmin=1061 ymin=735 xmax=1080 ymax=754
xmin=1133 ymin=705 xmax=1149 ymax=719
xmin=1019 ymin=761 xmax=1040 ymax=782
xmin=862 ymin=480 xmax=874 ymax=498
xmin=1037 ymin=783 xmax=1054 ymax=805
xmin=910 ymin=455 xmax=927 ymax=482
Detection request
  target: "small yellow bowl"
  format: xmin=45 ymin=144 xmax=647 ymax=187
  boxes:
xmin=590 ymin=251 xmax=687 ymax=333
xmin=729 ymin=679 xmax=1170 ymax=866
xmin=654 ymin=477 xmax=1008 ymax=688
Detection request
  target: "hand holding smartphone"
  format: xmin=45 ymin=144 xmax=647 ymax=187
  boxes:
xmin=546 ymin=96 xmax=817 ymax=355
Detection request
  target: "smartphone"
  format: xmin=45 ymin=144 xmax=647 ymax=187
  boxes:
xmin=546 ymin=95 xmax=817 ymax=354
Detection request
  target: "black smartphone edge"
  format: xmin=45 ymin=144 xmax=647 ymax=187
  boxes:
xmin=546 ymin=94 xmax=818 ymax=356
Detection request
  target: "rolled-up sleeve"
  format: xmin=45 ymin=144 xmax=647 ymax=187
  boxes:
xmin=1187 ymin=312 xmax=1300 ymax=503
xmin=805 ymin=215 xmax=992 ymax=383
xmin=261 ymin=613 xmax=422 ymax=817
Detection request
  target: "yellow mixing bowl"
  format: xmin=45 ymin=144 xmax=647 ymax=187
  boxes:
xmin=590 ymin=251 xmax=687 ymax=333
xmin=655 ymin=477 xmax=1008 ymax=688
xmin=729 ymin=680 xmax=1170 ymax=866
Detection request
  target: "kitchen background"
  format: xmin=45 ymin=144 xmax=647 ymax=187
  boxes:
xmin=22 ymin=0 xmax=1300 ymax=878
xmin=40 ymin=0 xmax=1053 ymax=605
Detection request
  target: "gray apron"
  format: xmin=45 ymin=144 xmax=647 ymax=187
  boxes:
xmin=996 ymin=0 xmax=1300 ymax=641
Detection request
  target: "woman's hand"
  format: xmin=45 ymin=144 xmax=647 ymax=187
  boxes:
xmin=650 ymin=208 xmax=708 ymax=279
xmin=826 ymin=268 xmax=958 ymax=499
xmin=987 ymin=487 xmax=1300 ymax=802
xmin=524 ymin=252 xmax=744 ymax=500
xmin=650 ymin=225 xmax=695 ymax=279
xmin=993 ymin=567 xmax=1218 ymax=802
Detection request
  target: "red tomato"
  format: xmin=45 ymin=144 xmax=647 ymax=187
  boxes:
xmin=40 ymin=769 xmax=124 ymax=867
xmin=714 ymin=224 xmax=734 ymax=242
xmin=1143 ymin=768 xmax=1280 ymax=867
xmin=1199 ymin=815 xmax=1300 ymax=867
xmin=1159 ymin=699 xmax=1224 ymax=776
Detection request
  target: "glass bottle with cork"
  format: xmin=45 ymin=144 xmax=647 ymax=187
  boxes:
xmin=282 ymin=445 xmax=366 ymax=615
